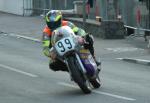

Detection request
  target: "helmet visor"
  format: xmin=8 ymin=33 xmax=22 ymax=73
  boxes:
xmin=47 ymin=19 xmax=61 ymax=30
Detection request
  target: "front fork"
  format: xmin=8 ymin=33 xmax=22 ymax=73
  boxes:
xmin=64 ymin=53 xmax=87 ymax=81
xmin=75 ymin=53 xmax=87 ymax=74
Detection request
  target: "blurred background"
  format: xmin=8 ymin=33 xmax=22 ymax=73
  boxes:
xmin=0 ymin=0 xmax=149 ymax=29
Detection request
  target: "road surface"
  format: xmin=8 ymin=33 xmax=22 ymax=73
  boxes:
xmin=0 ymin=33 xmax=150 ymax=103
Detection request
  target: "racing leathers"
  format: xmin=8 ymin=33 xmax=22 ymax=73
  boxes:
xmin=42 ymin=20 xmax=95 ymax=71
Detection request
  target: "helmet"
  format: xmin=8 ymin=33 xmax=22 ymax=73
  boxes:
xmin=45 ymin=10 xmax=62 ymax=30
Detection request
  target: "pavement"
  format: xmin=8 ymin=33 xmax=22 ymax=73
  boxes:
xmin=0 ymin=12 xmax=45 ymax=39
xmin=0 ymin=11 xmax=150 ymax=66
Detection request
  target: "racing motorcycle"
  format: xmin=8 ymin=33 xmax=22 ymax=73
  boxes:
xmin=50 ymin=26 xmax=101 ymax=94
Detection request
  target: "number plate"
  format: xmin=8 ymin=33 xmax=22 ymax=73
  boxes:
xmin=55 ymin=37 xmax=75 ymax=56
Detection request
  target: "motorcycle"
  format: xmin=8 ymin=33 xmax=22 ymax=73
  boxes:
xmin=50 ymin=26 xmax=101 ymax=94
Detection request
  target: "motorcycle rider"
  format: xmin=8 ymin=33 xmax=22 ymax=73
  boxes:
xmin=42 ymin=10 xmax=100 ymax=71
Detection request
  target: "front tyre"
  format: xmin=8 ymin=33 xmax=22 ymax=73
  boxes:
xmin=90 ymin=76 xmax=101 ymax=88
xmin=67 ymin=56 xmax=91 ymax=94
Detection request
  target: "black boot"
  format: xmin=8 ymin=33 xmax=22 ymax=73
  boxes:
xmin=49 ymin=59 xmax=68 ymax=72
xmin=95 ymin=60 xmax=101 ymax=66
xmin=93 ymin=56 xmax=101 ymax=67
xmin=84 ymin=34 xmax=101 ymax=67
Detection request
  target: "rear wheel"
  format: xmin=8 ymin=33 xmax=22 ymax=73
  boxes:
xmin=67 ymin=56 xmax=91 ymax=94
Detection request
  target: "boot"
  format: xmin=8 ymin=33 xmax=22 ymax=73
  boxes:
xmin=93 ymin=56 xmax=101 ymax=66
xmin=95 ymin=60 xmax=101 ymax=66
xmin=84 ymin=34 xmax=101 ymax=67
xmin=93 ymin=56 xmax=101 ymax=73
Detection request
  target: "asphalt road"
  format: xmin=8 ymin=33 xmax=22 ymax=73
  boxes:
xmin=0 ymin=34 xmax=150 ymax=103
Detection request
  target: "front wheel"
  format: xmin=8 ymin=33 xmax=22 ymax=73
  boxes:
xmin=90 ymin=76 xmax=101 ymax=88
xmin=67 ymin=56 xmax=91 ymax=94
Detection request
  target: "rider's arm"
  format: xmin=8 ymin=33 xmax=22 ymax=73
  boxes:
xmin=67 ymin=21 xmax=86 ymax=37
xmin=42 ymin=33 xmax=51 ymax=57
xmin=67 ymin=21 xmax=79 ymax=33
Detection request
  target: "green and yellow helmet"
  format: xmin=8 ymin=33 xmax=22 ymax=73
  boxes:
xmin=45 ymin=10 xmax=62 ymax=30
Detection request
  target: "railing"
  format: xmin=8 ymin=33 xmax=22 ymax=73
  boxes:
xmin=124 ymin=25 xmax=150 ymax=36
xmin=124 ymin=25 xmax=150 ymax=48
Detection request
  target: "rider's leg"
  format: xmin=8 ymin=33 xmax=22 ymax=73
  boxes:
xmin=84 ymin=34 xmax=101 ymax=66
xmin=49 ymin=59 xmax=68 ymax=71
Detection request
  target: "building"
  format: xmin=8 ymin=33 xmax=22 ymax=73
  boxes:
xmin=0 ymin=0 xmax=26 ymax=15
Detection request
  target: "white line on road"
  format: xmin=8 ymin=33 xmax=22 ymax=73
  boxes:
xmin=117 ymin=58 xmax=150 ymax=65
xmin=58 ymin=82 xmax=136 ymax=101
xmin=93 ymin=90 xmax=136 ymax=101
xmin=105 ymin=47 xmax=144 ymax=52
xmin=0 ymin=64 xmax=38 ymax=77
xmin=2 ymin=33 xmax=41 ymax=42
xmin=9 ymin=33 xmax=41 ymax=42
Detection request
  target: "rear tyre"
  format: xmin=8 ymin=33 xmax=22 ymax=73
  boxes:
xmin=67 ymin=56 xmax=91 ymax=94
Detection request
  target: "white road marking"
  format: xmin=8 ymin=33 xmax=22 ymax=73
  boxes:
xmin=93 ymin=90 xmax=136 ymax=101
xmin=58 ymin=82 xmax=136 ymax=101
xmin=117 ymin=58 xmax=150 ymax=65
xmin=9 ymin=33 xmax=41 ymax=42
xmin=106 ymin=47 xmax=144 ymax=52
xmin=117 ymin=58 xmax=150 ymax=62
xmin=2 ymin=33 xmax=41 ymax=42
xmin=136 ymin=59 xmax=150 ymax=63
xmin=0 ymin=64 xmax=38 ymax=77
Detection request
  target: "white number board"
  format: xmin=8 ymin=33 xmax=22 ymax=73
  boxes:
xmin=55 ymin=37 xmax=75 ymax=56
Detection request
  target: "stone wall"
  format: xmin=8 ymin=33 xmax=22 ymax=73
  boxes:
xmin=101 ymin=20 xmax=126 ymax=39
xmin=65 ymin=18 xmax=126 ymax=39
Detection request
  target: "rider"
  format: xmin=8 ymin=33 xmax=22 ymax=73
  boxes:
xmin=42 ymin=10 xmax=100 ymax=71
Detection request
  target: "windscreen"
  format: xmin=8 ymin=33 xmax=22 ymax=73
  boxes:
xmin=51 ymin=26 xmax=75 ymax=45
